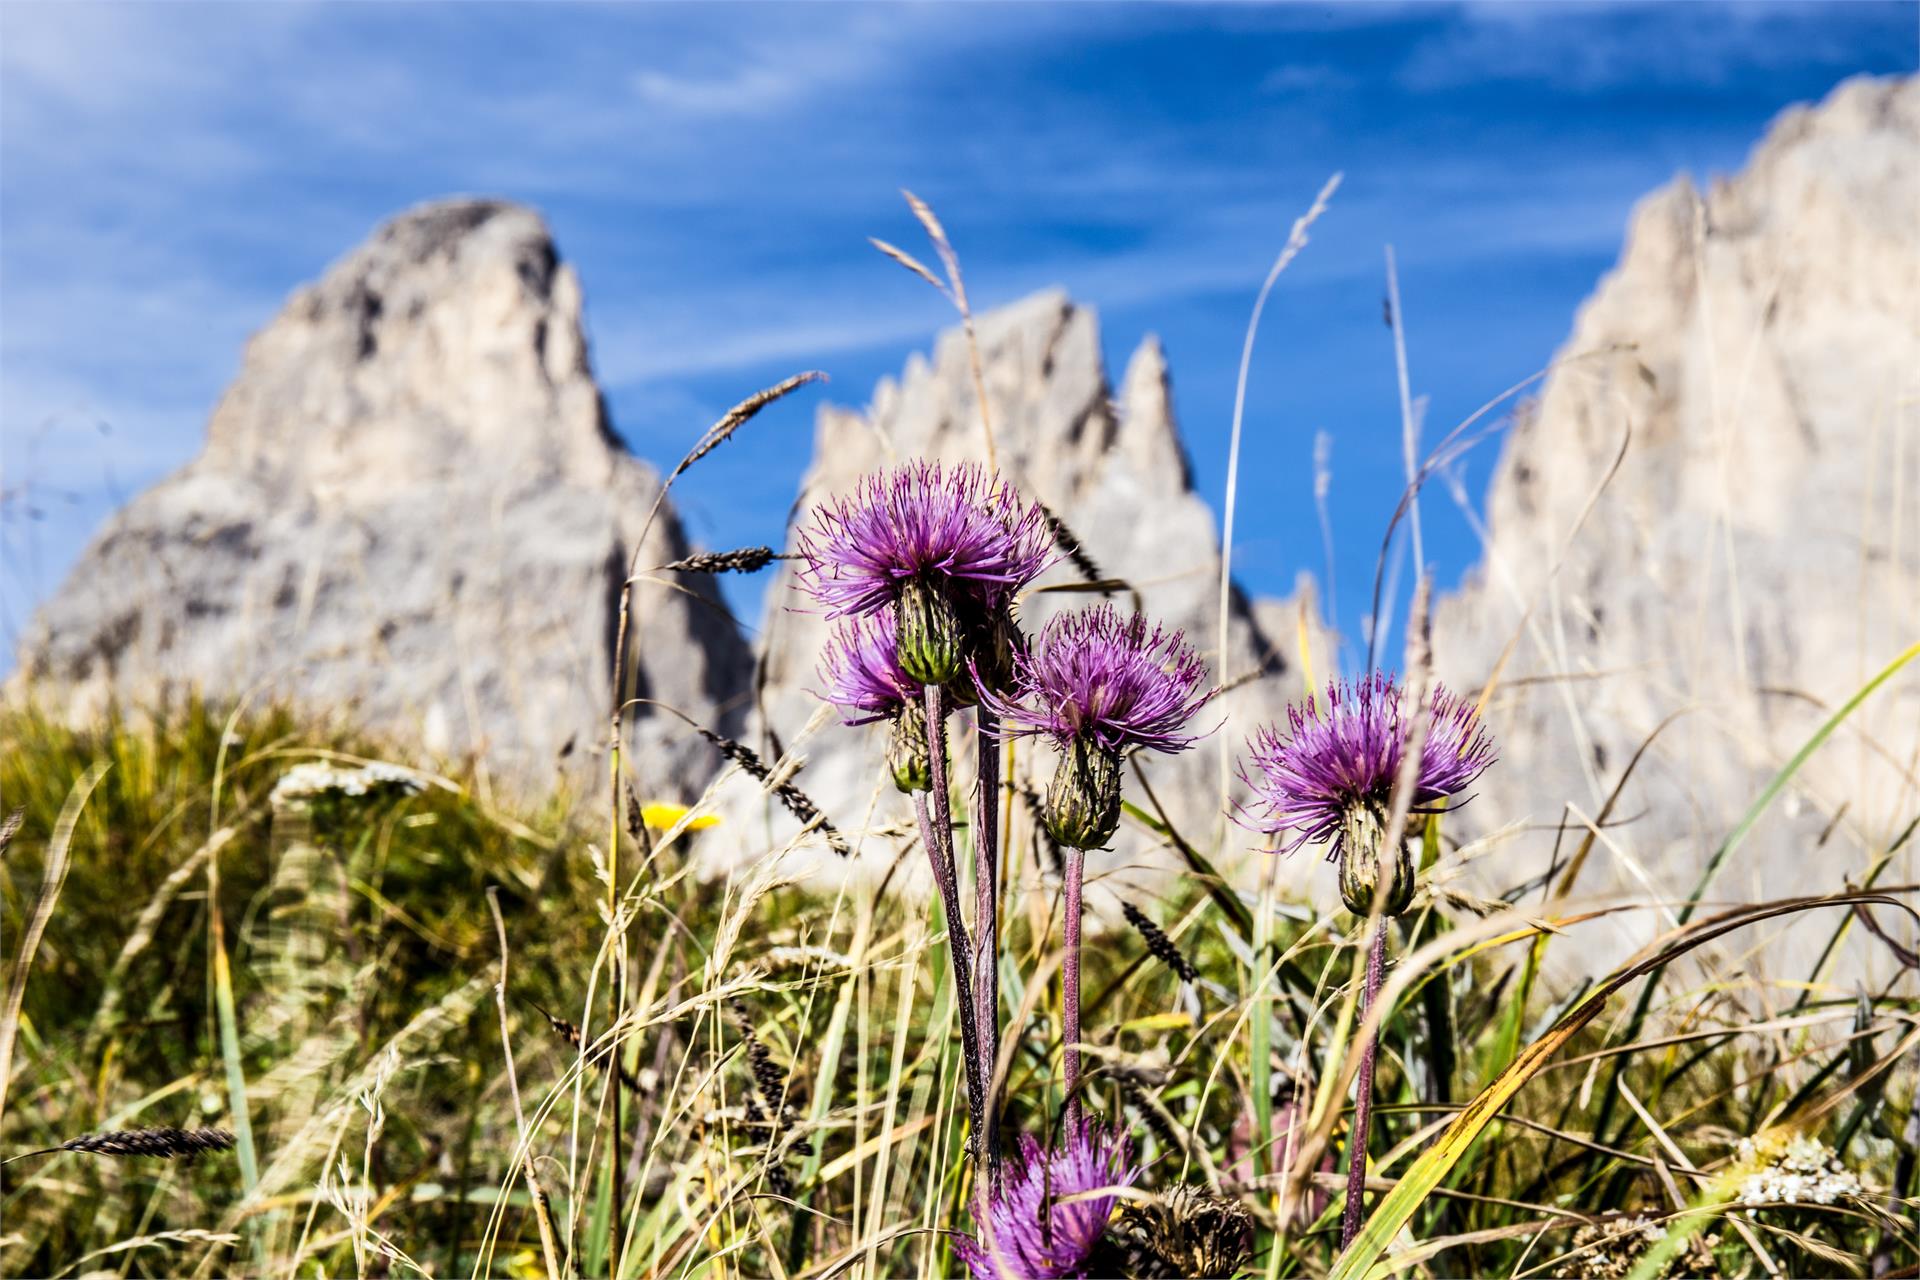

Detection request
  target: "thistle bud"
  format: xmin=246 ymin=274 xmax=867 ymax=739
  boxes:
xmin=1044 ymin=738 xmax=1124 ymax=850
xmin=1336 ymin=801 xmax=1416 ymax=917
xmin=965 ymin=600 xmax=1024 ymax=696
xmin=895 ymin=577 xmax=964 ymax=686
xmin=887 ymin=702 xmax=934 ymax=794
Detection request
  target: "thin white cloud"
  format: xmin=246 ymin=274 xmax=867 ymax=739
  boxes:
xmin=1261 ymin=64 xmax=1357 ymax=95
xmin=631 ymin=64 xmax=811 ymax=118
xmin=594 ymin=303 xmax=948 ymax=387
xmin=1401 ymin=2 xmax=1877 ymax=93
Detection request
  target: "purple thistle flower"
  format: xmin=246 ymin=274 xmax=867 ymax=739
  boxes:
xmin=1239 ymin=672 xmax=1496 ymax=858
xmin=815 ymin=611 xmax=921 ymax=725
xmin=981 ymin=603 xmax=1214 ymax=756
xmin=955 ymin=1124 xmax=1136 ymax=1280
xmin=795 ymin=461 xmax=1056 ymax=619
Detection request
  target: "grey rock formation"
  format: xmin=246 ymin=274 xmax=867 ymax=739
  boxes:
xmin=1435 ymin=76 xmax=1920 ymax=967
xmin=711 ymin=290 xmax=1332 ymax=894
xmin=14 ymin=199 xmax=753 ymax=796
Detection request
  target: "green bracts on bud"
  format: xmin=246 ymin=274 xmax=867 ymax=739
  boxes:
xmin=1336 ymin=801 xmax=1417 ymax=917
xmin=888 ymin=702 xmax=934 ymax=794
xmin=1044 ymin=738 xmax=1124 ymax=851
xmin=895 ymin=577 xmax=965 ymax=686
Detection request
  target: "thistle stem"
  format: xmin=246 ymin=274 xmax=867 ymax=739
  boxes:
xmin=921 ymin=683 xmax=986 ymax=1164
xmin=972 ymin=705 xmax=1003 ymax=1173
xmin=1341 ymin=920 xmax=1388 ymax=1249
xmin=1061 ymin=844 xmax=1085 ymax=1132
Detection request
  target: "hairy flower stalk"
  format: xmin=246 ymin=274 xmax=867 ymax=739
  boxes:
xmin=1239 ymin=671 xmax=1494 ymax=1248
xmin=816 ymin=613 xmax=986 ymax=1154
xmin=927 ymin=681 xmax=990 ymax=1163
xmin=983 ymin=603 xmax=1212 ymax=1128
xmin=803 ymin=465 xmax=1055 ymax=1171
xmin=956 ymin=1123 xmax=1137 ymax=1280
xmin=972 ymin=700 xmax=1005 ymax=1172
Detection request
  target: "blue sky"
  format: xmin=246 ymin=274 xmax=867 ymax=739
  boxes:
xmin=2 ymin=2 xmax=1913 ymax=657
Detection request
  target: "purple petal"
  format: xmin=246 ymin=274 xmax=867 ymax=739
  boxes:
xmin=813 ymin=610 xmax=920 ymax=724
xmin=795 ymin=462 xmax=1057 ymax=619
xmin=1237 ymin=672 xmax=1496 ymax=856
xmin=955 ymin=1124 xmax=1137 ymax=1280
xmin=980 ymin=603 xmax=1214 ymax=756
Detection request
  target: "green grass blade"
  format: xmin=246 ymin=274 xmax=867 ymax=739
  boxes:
xmin=1592 ymin=639 xmax=1920 ymax=1157
xmin=1328 ymin=889 xmax=1915 ymax=1280
xmin=1679 ymin=639 xmax=1920 ymax=924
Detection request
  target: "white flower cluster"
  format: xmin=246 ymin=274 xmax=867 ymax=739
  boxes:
xmin=271 ymin=761 xmax=425 ymax=805
xmin=1736 ymin=1133 xmax=1866 ymax=1210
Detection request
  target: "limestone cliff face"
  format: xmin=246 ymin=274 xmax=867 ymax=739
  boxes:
xmin=15 ymin=199 xmax=753 ymax=794
xmin=1435 ymin=76 xmax=1920 ymax=960
xmin=712 ymin=290 xmax=1332 ymax=891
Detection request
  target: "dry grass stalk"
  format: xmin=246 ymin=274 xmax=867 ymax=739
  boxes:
xmin=1122 ymin=901 xmax=1201 ymax=984
xmin=659 ymin=547 xmax=782 ymax=576
xmin=0 ymin=763 xmax=107 ymax=1125
xmin=86 ymin=827 xmax=231 ymax=1053
xmin=5 ymin=1126 xmax=235 ymax=1165
xmin=875 ymin=190 xmax=997 ymax=469
xmin=1216 ymin=172 xmax=1342 ymax=812
xmin=487 ymin=889 xmax=562 ymax=1280
xmin=1040 ymin=501 xmax=1105 ymax=584
xmin=611 ymin=366 xmax=831 ymax=866
xmin=866 ymin=238 xmax=946 ymax=297
xmin=674 ymin=372 xmax=827 ymax=481
xmin=693 ymin=724 xmax=848 ymax=855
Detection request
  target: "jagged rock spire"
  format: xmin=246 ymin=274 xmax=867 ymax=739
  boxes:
xmin=1435 ymin=74 xmax=1920 ymax=969
xmin=714 ymin=289 xmax=1331 ymax=880
xmin=15 ymin=198 xmax=753 ymax=794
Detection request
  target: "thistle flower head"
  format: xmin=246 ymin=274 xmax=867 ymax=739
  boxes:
xmin=983 ymin=603 xmax=1213 ymax=756
xmin=815 ymin=611 xmax=921 ymax=726
xmin=795 ymin=461 xmax=1055 ymax=620
xmin=955 ymin=1124 xmax=1137 ymax=1280
xmin=1239 ymin=672 xmax=1495 ymax=858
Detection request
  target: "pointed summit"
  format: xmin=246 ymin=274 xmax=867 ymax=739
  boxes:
xmin=15 ymin=198 xmax=754 ymax=793
xmin=713 ymin=290 xmax=1329 ymax=876
xmin=1435 ymin=74 xmax=1920 ymax=968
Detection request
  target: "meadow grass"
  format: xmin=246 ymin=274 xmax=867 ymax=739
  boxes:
xmin=2 ymin=190 xmax=1915 ymax=1280
xmin=0 ymin=690 xmax=1913 ymax=1278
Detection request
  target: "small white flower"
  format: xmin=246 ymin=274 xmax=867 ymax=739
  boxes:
xmin=272 ymin=761 xmax=425 ymax=806
xmin=1735 ymin=1133 xmax=1867 ymax=1208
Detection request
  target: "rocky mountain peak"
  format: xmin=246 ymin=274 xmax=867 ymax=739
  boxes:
xmin=204 ymin=199 xmax=614 ymax=502
xmin=1435 ymin=74 xmax=1919 ymax=969
xmin=712 ymin=290 xmax=1331 ymax=881
xmin=15 ymin=198 xmax=753 ymax=795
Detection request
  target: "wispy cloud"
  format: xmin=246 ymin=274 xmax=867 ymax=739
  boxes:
xmin=1400 ymin=2 xmax=1898 ymax=93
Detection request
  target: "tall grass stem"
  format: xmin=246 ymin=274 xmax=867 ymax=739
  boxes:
xmin=1216 ymin=173 xmax=1341 ymax=819
xmin=1340 ymin=921 xmax=1387 ymax=1249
